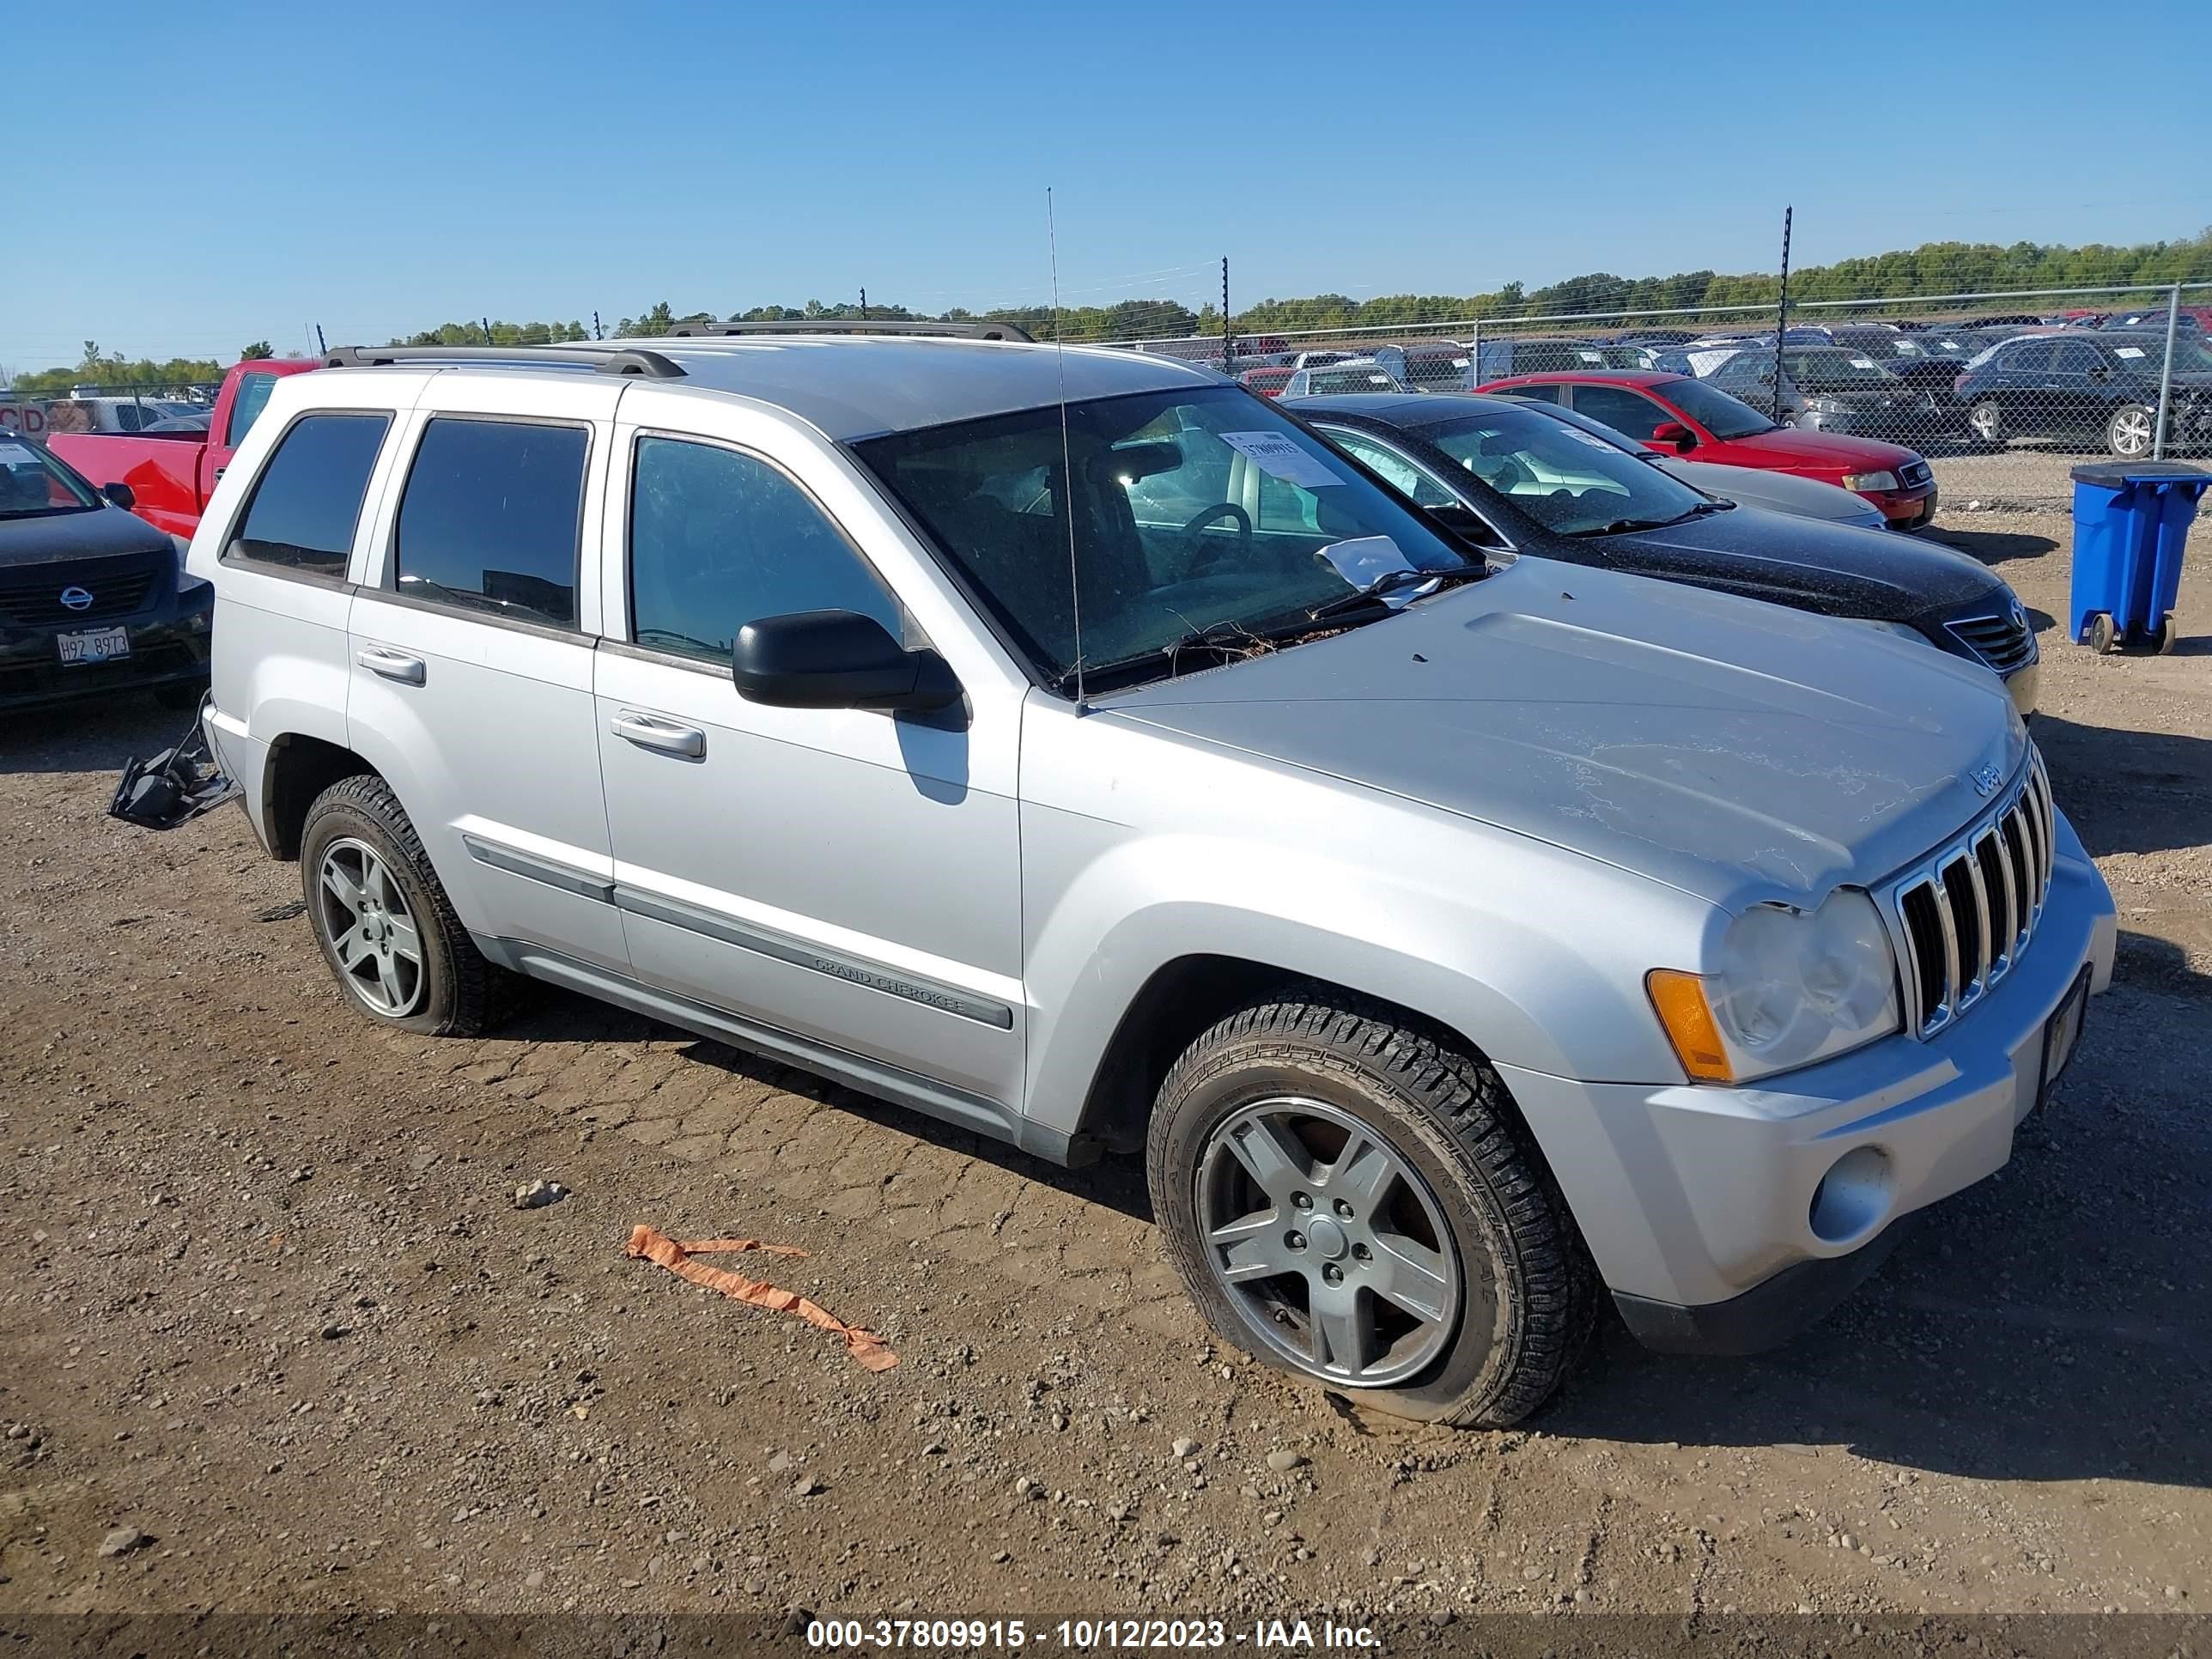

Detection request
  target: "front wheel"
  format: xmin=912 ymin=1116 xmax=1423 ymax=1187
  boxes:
xmin=299 ymin=774 xmax=501 ymax=1036
xmin=1146 ymin=993 xmax=1595 ymax=1426
xmin=2106 ymin=402 xmax=2156 ymax=459
xmin=1967 ymin=398 xmax=2005 ymax=448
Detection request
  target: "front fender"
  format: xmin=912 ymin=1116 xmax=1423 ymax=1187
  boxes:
xmin=1018 ymin=807 xmax=1711 ymax=1144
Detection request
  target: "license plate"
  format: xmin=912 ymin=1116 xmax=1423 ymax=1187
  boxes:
xmin=2037 ymin=968 xmax=2092 ymax=1110
xmin=58 ymin=625 xmax=131 ymax=665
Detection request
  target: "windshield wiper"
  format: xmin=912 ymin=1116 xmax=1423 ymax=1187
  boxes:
xmin=1306 ymin=562 xmax=1488 ymax=621
xmin=1059 ymin=608 xmax=1358 ymax=694
xmin=1566 ymin=500 xmax=1733 ymax=538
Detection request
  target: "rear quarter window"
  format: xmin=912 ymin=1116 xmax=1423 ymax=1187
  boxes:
xmin=228 ymin=413 xmax=393 ymax=577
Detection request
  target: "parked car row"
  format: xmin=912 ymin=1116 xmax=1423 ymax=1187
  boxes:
xmin=1229 ymin=299 xmax=2211 ymax=457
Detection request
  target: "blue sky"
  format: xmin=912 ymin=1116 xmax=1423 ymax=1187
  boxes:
xmin=9 ymin=0 xmax=2209 ymax=372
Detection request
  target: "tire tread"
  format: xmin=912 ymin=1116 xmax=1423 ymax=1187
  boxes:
xmin=1148 ymin=986 xmax=1596 ymax=1427
xmin=299 ymin=774 xmax=505 ymax=1037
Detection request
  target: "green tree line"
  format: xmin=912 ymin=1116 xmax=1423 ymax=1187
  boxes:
xmin=10 ymin=230 xmax=2210 ymax=393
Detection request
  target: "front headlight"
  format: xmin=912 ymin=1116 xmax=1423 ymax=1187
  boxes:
xmin=1646 ymin=890 xmax=1902 ymax=1084
xmin=1840 ymin=470 xmax=1899 ymax=491
xmin=173 ymin=533 xmax=210 ymax=595
xmin=1808 ymin=396 xmax=1847 ymax=415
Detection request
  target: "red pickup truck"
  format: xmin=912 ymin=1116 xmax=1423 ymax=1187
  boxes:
xmin=48 ymin=359 xmax=319 ymax=539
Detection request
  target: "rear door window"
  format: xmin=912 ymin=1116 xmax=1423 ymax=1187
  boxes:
xmin=228 ymin=413 xmax=392 ymax=577
xmin=393 ymin=418 xmax=588 ymax=628
xmin=1565 ymin=385 xmax=1670 ymax=441
xmin=2049 ymin=342 xmax=2103 ymax=377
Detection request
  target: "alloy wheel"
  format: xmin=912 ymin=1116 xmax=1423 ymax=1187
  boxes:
xmin=2109 ymin=406 xmax=2154 ymax=459
xmin=1195 ymin=1097 xmax=1462 ymax=1389
xmin=315 ymin=837 xmax=426 ymax=1018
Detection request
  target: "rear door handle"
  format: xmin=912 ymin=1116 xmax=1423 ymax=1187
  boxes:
xmin=611 ymin=710 xmax=706 ymax=758
xmin=356 ymin=646 xmax=426 ymax=686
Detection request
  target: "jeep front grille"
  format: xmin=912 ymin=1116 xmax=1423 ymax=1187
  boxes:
xmin=1890 ymin=752 xmax=2055 ymax=1037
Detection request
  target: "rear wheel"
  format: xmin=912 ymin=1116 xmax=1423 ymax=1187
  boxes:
xmin=2106 ymin=403 xmax=2156 ymax=459
xmin=1967 ymin=398 xmax=2005 ymax=448
xmin=299 ymin=775 xmax=501 ymax=1036
xmin=2085 ymin=611 xmax=2118 ymax=654
xmin=1147 ymin=993 xmax=1595 ymax=1426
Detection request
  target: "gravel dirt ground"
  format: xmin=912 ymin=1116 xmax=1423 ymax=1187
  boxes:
xmin=1 ymin=498 xmax=2207 ymax=1648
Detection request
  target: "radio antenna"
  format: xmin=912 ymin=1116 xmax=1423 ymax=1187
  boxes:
xmin=1048 ymin=186 xmax=1085 ymax=711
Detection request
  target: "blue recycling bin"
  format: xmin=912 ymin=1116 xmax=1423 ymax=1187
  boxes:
xmin=2069 ymin=461 xmax=2209 ymax=653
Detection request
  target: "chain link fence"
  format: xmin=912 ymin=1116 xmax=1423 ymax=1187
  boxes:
xmin=1096 ymin=278 xmax=2212 ymax=514
xmin=0 ymin=381 xmax=217 ymax=441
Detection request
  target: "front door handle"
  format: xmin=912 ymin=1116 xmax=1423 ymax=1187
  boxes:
xmin=611 ymin=710 xmax=706 ymax=758
xmin=356 ymin=645 xmax=426 ymax=686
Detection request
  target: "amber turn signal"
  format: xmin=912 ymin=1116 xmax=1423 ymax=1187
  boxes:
xmin=1645 ymin=969 xmax=1735 ymax=1085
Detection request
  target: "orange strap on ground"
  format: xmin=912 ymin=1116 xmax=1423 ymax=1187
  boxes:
xmin=623 ymin=1224 xmax=898 ymax=1373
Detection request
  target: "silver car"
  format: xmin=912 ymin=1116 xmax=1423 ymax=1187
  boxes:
xmin=192 ymin=331 xmax=2115 ymax=1426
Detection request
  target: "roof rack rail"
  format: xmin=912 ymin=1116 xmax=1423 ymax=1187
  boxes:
xmin=665 ymin=319 xmax=1035 ymax=344
xmin=322 ymin=344 xmax=686 ymax=380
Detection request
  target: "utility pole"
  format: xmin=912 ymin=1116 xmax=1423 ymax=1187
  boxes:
xmin=1222 ymin=256 xmax=1233 ymax=372
xmin=2153 ymin=280 xmax=2180 ymax=460
xmin=314 ymin=324 xmax=326 ymax=356
xmin=593 ymin=311 xmax=603 ymax=341
xmin=1772 ymin=206 xmax=1792 ymax=422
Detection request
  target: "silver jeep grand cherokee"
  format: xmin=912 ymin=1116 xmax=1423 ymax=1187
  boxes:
xmin=191 ymin=325 xmax=2115 ymax=1425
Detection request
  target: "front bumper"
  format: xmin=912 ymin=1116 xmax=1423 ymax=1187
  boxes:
xmin=1864 ymin=482 xmax=1938 ymax=528
xmin=1497 ymin=805 xmax=2115 ymax=1352
xmin=0 ymin=582 xmax=212 ymax=712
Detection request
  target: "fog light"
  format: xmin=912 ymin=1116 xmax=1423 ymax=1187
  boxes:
xmin=1808 ymin=1146 xmax=1892 ymax=1244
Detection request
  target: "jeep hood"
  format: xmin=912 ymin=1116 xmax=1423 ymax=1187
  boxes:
xmin=1099 ymin=556 xmax=2027 ymax=909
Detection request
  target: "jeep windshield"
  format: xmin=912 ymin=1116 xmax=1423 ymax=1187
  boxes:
xmin=856 ymin=387 xmax=1483 ymax=691
xmin=0 ymin=438 xmax=101 ymax=519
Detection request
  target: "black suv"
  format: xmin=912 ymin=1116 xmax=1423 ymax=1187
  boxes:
xmin=0 ymin=438 xmax=211 ymax=713
xmin=1954 ymin=331 xmax=2212 ymax=458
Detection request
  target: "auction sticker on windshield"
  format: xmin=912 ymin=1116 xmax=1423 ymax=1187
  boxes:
xmin=1219 ymin=431 xmax=1344 ymax=488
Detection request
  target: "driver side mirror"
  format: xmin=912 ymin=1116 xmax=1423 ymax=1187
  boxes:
xmin=732 ymin=610 xmax=962 ymax=714
xmin=101 ymin=481 xmax=136 ymax=509
xmin=1649 ymin=421 xmax=1695 ymax=452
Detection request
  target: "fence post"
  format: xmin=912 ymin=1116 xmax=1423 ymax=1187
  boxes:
xmin=1468 ymin=318 xmax=1481 ymax=385
xmin=2152 ymin=281 xmax=2180 ymax=461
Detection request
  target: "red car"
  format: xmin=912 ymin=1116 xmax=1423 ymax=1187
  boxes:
xmin=47 ymin=358 xmax=319 ymax=540
xmin=1478 ymin=369 xmax=1939 ymax=528
xmin=1239 ymin=366 xmax=1293 ymax=399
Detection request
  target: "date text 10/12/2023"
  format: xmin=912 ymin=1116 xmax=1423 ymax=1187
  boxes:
xmin=804 ymin=1618 xmax=1381 ymax=1650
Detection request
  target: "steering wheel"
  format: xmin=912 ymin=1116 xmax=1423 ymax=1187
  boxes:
xmin=1178 ymin=502 xmax=1253 ymax=574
